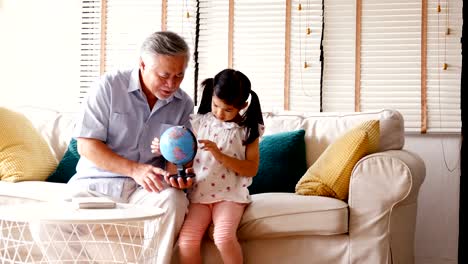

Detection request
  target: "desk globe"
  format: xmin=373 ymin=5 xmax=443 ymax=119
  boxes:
xmin=159 ymin=126 xmax=197 ymax=179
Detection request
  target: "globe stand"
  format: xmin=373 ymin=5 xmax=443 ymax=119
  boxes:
xmin=169 ymin=165 xmax=196 ymax=182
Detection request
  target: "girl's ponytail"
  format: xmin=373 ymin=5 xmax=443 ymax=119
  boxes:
xmin=242 ymin=90 xmax=264 ymax=145
xmin=197 ymin=78 xmax=214 ymax=114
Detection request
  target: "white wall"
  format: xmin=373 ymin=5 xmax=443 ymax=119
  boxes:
xmin=406 ymin=134 xmax=461 ymax=264
xmin=0 ymin=1 xmax=462 ymax=263
xmin=0 ymin=0 xmax=82 ymax=111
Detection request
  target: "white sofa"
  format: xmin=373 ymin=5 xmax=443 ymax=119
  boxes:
xmin=0 ymin=106 xmax=425 ymax=264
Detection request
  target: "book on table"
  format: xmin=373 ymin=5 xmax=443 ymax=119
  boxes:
xmin=72 ymin=197 xmax=116 ymax=209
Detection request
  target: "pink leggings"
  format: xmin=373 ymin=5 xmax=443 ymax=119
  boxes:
xmin=177 ymin=201 xmax=246 ymax=264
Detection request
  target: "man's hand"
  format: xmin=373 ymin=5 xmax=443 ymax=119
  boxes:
xmin=164 ymin=167 xmax=195 ymax=189
xmin=151 ymin=137 xmax=161 ymax=156
xmin=131 ymin=163 xmax=169 ymax=193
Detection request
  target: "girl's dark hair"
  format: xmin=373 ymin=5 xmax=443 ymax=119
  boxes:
xmin=198 ymin=69 xmax=264 ymax=145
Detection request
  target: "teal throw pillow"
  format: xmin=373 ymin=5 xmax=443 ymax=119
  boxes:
xmin=47 ymin=139 xmax=80 ymax=183
xmin=248 ymin=129 xmax=307 ymax=194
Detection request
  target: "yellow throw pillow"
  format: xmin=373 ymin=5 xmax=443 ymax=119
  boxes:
xmin=295 ymin=120 xmax=379 ymax=200
xmin=0 ymin=107 xmax=57 ymax=182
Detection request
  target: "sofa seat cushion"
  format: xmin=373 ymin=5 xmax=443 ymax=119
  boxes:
xmin=0 ymin=183 xmax=349 ymax=241
xmin=238 ymin=193 xmax=348 ymax=240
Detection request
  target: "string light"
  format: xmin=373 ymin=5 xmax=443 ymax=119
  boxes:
xmin=437 ymin=0 xmax=449 ymax=71
xmin=299 ymin=1 xmax=312 ymax=69
xmin=298 ymin=1 xmax=314 ymax=96
xmin=436 ymin=0 xmax=458 ymax=172
xmin=181 ymin=0 xmax=194 ymax=46
xmin=444 ymin=0 xmax=450 ymax=70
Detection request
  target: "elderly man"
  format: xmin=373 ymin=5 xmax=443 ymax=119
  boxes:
xmin=33 ymin=31 xmax=195 ymax=264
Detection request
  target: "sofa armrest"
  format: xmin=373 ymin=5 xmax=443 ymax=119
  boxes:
xmin=348 ymin=149 xmax=425 ymax=264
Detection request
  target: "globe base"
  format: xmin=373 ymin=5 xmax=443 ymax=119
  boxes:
xmin=168 ymin=166 xmax=195 ymax=182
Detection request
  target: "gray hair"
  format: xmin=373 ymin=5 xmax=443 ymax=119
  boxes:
xmin=140 ymin=31 xmax=190 ymax=66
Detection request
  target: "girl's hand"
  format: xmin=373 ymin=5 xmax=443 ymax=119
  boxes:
xmin=151 ymin=137 xmax=161 ymax=156
xmin=198 ymin=139 xmax=223 ymax=160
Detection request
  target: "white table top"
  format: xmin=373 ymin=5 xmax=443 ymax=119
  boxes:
xmin=0 ymin=202 xmax=165 ymax=224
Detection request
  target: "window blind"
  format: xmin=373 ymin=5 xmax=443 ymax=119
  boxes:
xmin=322 ymin=0 xmax=356 ymax=112
xmin=79 ymin=0 xmax=102 ymax=104
xmin=426 ymin=0 xmax=462 ymax=133
xmin=104 ymin=0 xmax=162 ymax=71
xmin=232 ymin=0 xmax=286 ymax=112
xmin=79 ymin=0 xmax=462 ymax=132
xmin=288 ymin=0 xmax=323 ymax=113
xmin=360 ymin=0 xmax=423 ymax=132
xmin=197 ymin=0 xmax=230 ymax=104
xmin=197 ymin=0 xmax=323 ymax=112
xmin=79 ymin=0 xmax=197 ymax=102
xmin=324 ymin=0 xmax=461 ymax=132
xmin=166 ymin=1 xmax=197 ymax=99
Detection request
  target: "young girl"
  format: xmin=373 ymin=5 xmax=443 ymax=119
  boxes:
xmin=152 ymin=69 xmax=264 ymax=264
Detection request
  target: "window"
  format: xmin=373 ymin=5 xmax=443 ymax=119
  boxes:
xmin=104 ymin=1 xmax=162 ymax=71
xmin=426 ymin=0 xmax=462 ymax=133
xmin=166 ymin=1 xmax=198 ymax=98
xmin=232 ymin=0 xmax=287 ymax=112
xmin=79 ymin=0 xmax=196 ymax=104
xmin=359 ymin=1 xmax=423 ymax=131
xmin=80 ymin=0 xmax=462 ymax=133
xmin=322 ymin=0 xmax=462 ymax=132
xmin=79 ymin=0 xmax=102 ymax=104
xmin=197 ymin=0 xmax=323 ymax=112
xmin=322 ymin=0 xmax=356 ymax=112
xmin=289 ymin=0 xmax=323 ymax=112
xmin=197 ymin=0 xmax=230 ymax=104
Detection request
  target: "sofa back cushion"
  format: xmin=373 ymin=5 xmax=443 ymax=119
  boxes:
xmin=295 ymin=120 xmax=380 ymax=200
xmin=249 ymin=129 xmax=307 ymax=194
xmin=12 ymin=107 xmax=404 ymax=175
xmin=47 ymin=139 xmax=80 ymax=183
xmin=14 ymin=107 xmax=76 ymax=162
xmin=263 ymin=109 xmax=404 ymax=167
xmin=0 ymin=108 xmax=57 ymax=182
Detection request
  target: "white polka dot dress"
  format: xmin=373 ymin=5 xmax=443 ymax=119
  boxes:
xmin=188 ymin=113 xmax=264 ymax=204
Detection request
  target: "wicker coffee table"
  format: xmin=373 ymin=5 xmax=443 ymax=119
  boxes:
xmin=0 ymin=202 xmax=164 ymax=263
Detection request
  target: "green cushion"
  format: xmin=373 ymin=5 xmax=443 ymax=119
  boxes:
xmin=248 ymin=129 xmax=307 ymax=194
xmin=47 ymin=139 xmax=80 ymax=183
